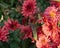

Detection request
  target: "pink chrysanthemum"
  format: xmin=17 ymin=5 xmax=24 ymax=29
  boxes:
xmin=44 ymin=6 xmax=58 ymax=21
xmin=36 ymin=34 xmax=50 ymax=48
xmin=42 ymin=21 xmax=60 ymax=44
xmin=4 ymin=18 xmax=21 ymax=31
xmin=42 ymin=19 xmax=58 ymax=35
xmin=0 ymin=26 xmax=9 ymax=42
xmin=21 ymin=0 xmax=37 ymax=18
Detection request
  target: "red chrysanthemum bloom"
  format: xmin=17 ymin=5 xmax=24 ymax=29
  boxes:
xmin=21 ymin=0 xmax=37 ymax=18
xmin=36 ymin=34 xmax=50 ymax=48
xmin=0 ymin=26 xmax=9 ymax=42
xmin=4 ymin=18 xmax=21 ymax=31
xmin=20 ymin=25 xmax=32 ymax=40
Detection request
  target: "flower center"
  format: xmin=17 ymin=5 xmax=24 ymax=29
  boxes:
xmin=10 ymin=24 xmax=14 ymax=28
xmin=50 ymin=11 xmax=56 ymax=18
xmin=26 ymin=3 xmax=33 ymax=12
xmin=41 ymin=38 xmax=46 ymax=44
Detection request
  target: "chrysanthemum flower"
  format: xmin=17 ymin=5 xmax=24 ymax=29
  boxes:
xmin=0 ymin=26 xmax=9 ymax=42
xmin=21 ymin=0 xmax=37 ymax=18
xmin=44 ymin=6 xmax=58 ymax=21
xmin=4 ymin=18 xmax=21 ymax=31
xmin=36 ymin=34 xmax=50 ymax=48
xmin=42 ymin=21 xmax=60 ymax=44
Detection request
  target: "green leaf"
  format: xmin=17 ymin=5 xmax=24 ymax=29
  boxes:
xmin=2 ymin=42 xmax=9 ymax=48
xmin=30 ymin=23 xmax=37 ymax=40
xmin=0 ymin=2 xmax=9 ymax=8
xmin=37 ymin=0 xmax=50 ymax=12
xmin=9 ymin=29 xmax=21 ymax=44
xmin=0 ymin=9 xmax=2 ymax=19
xmin=0 ymin=21 xmax=4 ymax=26
xmin=0 ymin=41 xmax=3 ymax=48
xmin=10 ymin=0 xmax=15 ymax=6
xmin=10 ymin=42 xmax=19 ymax=48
